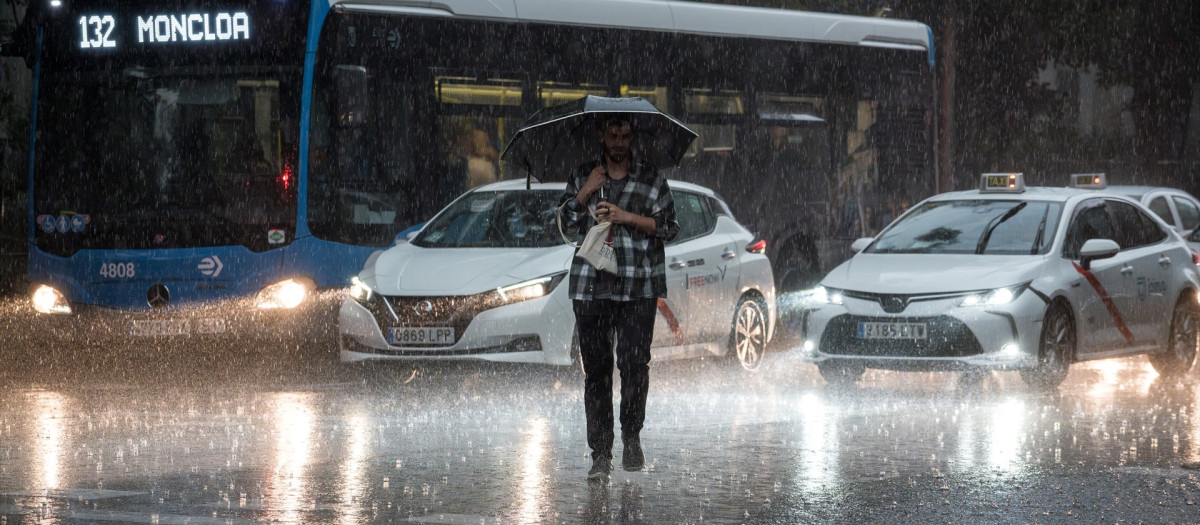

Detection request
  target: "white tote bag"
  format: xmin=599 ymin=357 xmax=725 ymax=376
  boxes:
xmin=557 ymin=204 xmax=618 ymax=274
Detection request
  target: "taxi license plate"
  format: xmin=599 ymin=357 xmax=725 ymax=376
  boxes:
xmin=388 ymin=327 xmax=455 ymax=345
xmin=857 ymin=321 xmax=927 ymax=340
xmin=129 ymin=318 xmax=227 ymax=337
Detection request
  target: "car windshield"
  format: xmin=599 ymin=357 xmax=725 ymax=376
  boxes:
xmin=412 ymin=190 xmax=566 ymax=248
xmin=866 ymin=199 xmax=1063 ymax=255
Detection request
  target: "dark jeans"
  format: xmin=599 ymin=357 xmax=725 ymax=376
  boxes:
xmin=573 ymin=298 xmax=657 ymax=460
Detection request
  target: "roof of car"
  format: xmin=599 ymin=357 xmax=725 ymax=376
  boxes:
xmin=928 ymin=185 xmax=1115 ymax=203
xmin=1104 ymin=185 xmax=1196 ymax=201
xmin=478 ymin=177 xmax=717 ymax=197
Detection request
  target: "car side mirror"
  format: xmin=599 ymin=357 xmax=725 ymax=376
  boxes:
xmin=850 ymin=237 xmax=873 ymax=253
xmin=1078 ymin=238 xmax=1120 ymax=270
xmin=393 ymin=222 xmax=426 ymax=245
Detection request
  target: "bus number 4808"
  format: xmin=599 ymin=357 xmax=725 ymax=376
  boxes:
xmin=99 ymin=262 xmax=135 ymax=279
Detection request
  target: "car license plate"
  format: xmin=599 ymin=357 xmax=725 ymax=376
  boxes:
xmin=388 ymin=327 xmax=455 ymax=345
xmin=130 ymin=319 xmax=191 ymax=337
xmin=857 ymin=321 xmax=927 ymax=340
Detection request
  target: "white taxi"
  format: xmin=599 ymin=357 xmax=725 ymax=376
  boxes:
xmin=799 ymin=173 xmax=1200 ymax=388
xmin=1102 ymin=181 xmax=1200 ymax=236
xmin=338 ymin=179 xmax=776 ymax=370
xmin=1101 ymin=178 xmax=1200 ymax=253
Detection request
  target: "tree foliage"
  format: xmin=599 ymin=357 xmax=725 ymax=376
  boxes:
xmin=901 ymin=0 xmax=1198 ymax=187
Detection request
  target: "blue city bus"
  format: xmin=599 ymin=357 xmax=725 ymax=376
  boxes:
xmin=8 ymin=0 xmax=933 ymax=346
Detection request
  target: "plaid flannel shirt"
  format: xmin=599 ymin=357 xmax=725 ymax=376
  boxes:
xmin=560 ymin=160 xmax=679 ymax=301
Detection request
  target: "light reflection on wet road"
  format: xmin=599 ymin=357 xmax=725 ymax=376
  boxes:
xmin=2 ymin=319 xmax=1200 ymax=523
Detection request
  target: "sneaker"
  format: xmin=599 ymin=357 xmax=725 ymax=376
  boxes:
xmin=622 ymin=438 xmax=644 ymax=471
xmin=588 ymin=455 xmax=612 ymax=480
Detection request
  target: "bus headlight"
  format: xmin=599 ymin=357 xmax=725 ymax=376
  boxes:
xmin=32 ymin=284 xmax=72 ymax=314
xmin=256 ymin=278 xmax=314 ymax=310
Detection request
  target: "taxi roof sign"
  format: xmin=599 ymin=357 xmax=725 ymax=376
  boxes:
xmin=1070 ymin=173 xmax=1107 ymax=189
xmin=980 ymin=173 xmax=1026 ymax=193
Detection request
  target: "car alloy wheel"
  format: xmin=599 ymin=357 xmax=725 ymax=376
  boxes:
xmin=733 ymin=297 xmax=767 ymax=371
xmin=1021 ymin=302 xmax=1073 ymax=389
xmin=1149 ymin=297 xmax=1199 ymax=376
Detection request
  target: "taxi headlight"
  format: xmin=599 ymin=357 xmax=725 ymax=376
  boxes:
xmin=497 ymin=272 xmax=566 ymax=302
xmin=32 ymin=284 xmax=72 ymax=314
xmin=482 ymin=272 xmax=567 ymax=310
xmin=960 ymin=283 xmax=1028 ymax=307
xmin=256 ymin=278 xmax=315 ymax=310
xmin=814 ymin=286 xmax=844 ymax=305
xmin=349 ymin=276 xmax=373 ymax=302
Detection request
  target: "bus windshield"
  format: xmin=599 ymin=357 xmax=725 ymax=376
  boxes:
xmin=34 ymin=66 xmax=301 ymax=256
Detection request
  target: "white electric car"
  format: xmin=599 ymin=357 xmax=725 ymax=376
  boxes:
xmin=800 ymin=173 xmax=1200 ymax=388
xmin=339 ymin=179 xmax=776 ymax=370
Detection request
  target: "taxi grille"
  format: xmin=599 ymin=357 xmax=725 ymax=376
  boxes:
xmin=820 ymin=314 xmax=983 ymax=358
xmin=356 ymin=294 xmax=489 ymax=346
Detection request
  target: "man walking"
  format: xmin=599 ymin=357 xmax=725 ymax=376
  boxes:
xmin=560 ymin=115 xmax=679 ymax=480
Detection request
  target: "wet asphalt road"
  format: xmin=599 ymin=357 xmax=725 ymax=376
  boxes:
xmin=3 ymin=301 xmax=1200 ymax=523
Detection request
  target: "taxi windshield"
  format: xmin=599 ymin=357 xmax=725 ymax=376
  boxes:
xmin=412 ymin=190 xmax=566 ymax=248
xmin=867 ymin=200 xmax=1063 ymax=255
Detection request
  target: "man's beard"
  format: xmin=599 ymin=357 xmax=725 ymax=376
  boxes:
xmin=604 ymin=148 xmax=628 ymax=163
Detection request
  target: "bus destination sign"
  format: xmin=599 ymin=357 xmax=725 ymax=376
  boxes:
xmin=78 ymin=12 xmax=250 ymax=50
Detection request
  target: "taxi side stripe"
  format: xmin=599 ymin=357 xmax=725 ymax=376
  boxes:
xmin=1072 ymin=262 xmax=1134 ymax=344
xmin=656 ymin=298 xmax=684 ymax=346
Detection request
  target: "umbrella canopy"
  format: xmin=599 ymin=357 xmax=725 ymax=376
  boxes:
xmin=500 ymin=95 xmax=698 ymax=183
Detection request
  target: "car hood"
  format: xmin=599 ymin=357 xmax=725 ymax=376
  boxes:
xmin=822 ymin=253 xmax=1046 ymax=294
xmin=369 ymin=245 xmax=574 ymax=295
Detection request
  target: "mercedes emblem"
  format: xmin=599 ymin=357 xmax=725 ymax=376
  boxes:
xmin=146 ymin=284 xmax=170 ymax=309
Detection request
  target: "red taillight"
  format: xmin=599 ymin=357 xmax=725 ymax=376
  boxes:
xmin=1192 ymin=250 xmax=1199 ymax=266
xmin=276 ymin=161 xmax=294 ymax=191
xmin=746 ymin=238 xmax=767 ymax=254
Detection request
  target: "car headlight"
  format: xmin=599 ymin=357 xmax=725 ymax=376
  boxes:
xmin=346 ymin=276 xmax=396 ymax=323
xmin=960 ymin=283 xmax=1028 ymax=307
xmin=256 ymin=278 xmax=315 ymax=309
xmin=349 ymin=276 xmax=373 ymax=302
xmin=485 ymin=272 xmax=567 ymax=309
xmin=813 ymin=285 xmax=844 ymax=305
xmin=32 ymin=284 xmax=72 ymax=314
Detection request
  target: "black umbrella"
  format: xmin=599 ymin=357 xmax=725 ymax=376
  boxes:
xmin=500 ymin=95 xmax=698 ymax=186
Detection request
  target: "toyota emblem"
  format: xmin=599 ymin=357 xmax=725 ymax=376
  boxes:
xmin=147 ymin=284 xmax=170 ymax=309
xmin=882 ymin=296 xmax=907 ymax=313
xmin=413 ymin=300 xmax=433 ymax=316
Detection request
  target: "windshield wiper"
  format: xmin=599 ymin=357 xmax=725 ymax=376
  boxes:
xmin=975 ymin=202 xmax=1027 ymax=254
xmin=1030 ymin=205 xmax=1050 ymax=254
